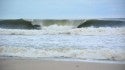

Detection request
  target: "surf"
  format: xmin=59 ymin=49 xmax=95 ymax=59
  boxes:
xmin=0 ymin=18 xmax=125 ymax=30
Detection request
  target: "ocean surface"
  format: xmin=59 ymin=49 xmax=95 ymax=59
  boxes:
xmin=0 ymin=19 xmax=125 ymax=61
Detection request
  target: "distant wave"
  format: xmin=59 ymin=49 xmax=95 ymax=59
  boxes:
xmin=77 ymin=19 xmax=125 ymax=28
xmin=0 ymin=19 xmax=35 ymax=29
xmin=32 ymin=19 xmax=83 ymax=29
xmin=31 ymin=19 xmax=125 ymax=29
xmin=0 ymin=19 xmax=125 ymax=30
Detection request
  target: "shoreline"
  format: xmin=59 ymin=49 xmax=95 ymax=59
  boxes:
xmin=0 ymin=56 xmax=125 ymax=64
xmin=0 ymin=57 xmax=125 ymax=70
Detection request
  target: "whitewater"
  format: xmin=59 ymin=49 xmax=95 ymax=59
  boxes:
xmin=0 ymin=19 xmax=125 ymax=61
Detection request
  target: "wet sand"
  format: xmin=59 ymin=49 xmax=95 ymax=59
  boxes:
xmin=0 ymin=58 xmax=125 ymax=70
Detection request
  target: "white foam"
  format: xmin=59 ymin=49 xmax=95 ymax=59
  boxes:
xmin=0 ymin=27 xmax=125 ymax=61
xmin=42 ymin=24 xmax=74 ymax=30
xmin=0 ymin=27 xmax=125 ymax=35
xmin=0 ymin=46 xmax=125 ymax=61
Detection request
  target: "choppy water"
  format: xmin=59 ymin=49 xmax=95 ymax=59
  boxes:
xmin=0 ymin=19 xmax=125 ymax=61
xmin=0 ymin=34 xmax=125 ymax=61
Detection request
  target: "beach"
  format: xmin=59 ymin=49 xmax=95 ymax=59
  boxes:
xmin=0 ymin=58 xmax=125 ymax=70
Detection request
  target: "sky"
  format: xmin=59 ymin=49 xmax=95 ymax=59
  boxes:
xmin=0 ymin=0 xmax=125 ymax=19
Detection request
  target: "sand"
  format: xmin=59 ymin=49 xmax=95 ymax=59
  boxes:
xmin=0 ymin=58 xmax=125 ymax=70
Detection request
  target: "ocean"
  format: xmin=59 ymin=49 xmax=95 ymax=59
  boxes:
xmin=0 ymin=19 xmax=125 ymax=61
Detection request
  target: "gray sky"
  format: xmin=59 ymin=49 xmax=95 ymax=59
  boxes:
xmin=0 ymin=0 xmax=125 ymax=19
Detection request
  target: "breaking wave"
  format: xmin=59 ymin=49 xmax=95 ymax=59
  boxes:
xmin=0 ymin=19 xmax=34 ymax=29
xmin=0 ymin=18 xmax=125 ymax=35
xmin=27 ymin=19 xmax=125 ymax=29
xmin=0 ymin=19 xmax=125 ymax=30
xmin=77 ymin=19 xmax=125 ymax=28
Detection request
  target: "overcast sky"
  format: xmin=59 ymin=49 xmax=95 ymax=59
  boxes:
xmin=0 ymin=0 xmax=125 ymax=19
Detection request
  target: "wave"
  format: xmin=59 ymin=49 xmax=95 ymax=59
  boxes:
xmin=77 ymin=19 xmax=125 ymax=28
xmin=0 ymin=19 xmax=125 ymax=35
xmin=0 ymin=19 xmax=84 ymax=30
xmin=27 ymin=19 xmax=125 ymax=29
xmin=0 ymin=19 xmax=35 ymax=29
xmin=32 ymin=19 xmax=83 ymax=29
xmin=0 ymin=19 xmax=125 ymax=30
xmin=0 ymin=46 xmax=125 ymax=61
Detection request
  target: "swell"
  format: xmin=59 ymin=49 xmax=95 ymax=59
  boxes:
xmin=77 ymin=19 xmax=125 ymax=28
xmin=0 ymin=19 xmax=35 ymax=29
xmin=0 ymin=19 xmax=83 ymax=29
xmin=0 ymin=19 xmax=125 ymax=30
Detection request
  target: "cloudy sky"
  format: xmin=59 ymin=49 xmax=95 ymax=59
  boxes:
xmin=0 ymin=0 xmax=125 ymax=19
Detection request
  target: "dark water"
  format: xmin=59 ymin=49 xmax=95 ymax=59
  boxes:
xmin=0 ymin=19 xmax=125 ymax=29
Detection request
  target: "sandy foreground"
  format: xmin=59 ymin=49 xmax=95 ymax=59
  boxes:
xmin=0 ymin=58 xmax=125 ymax=70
